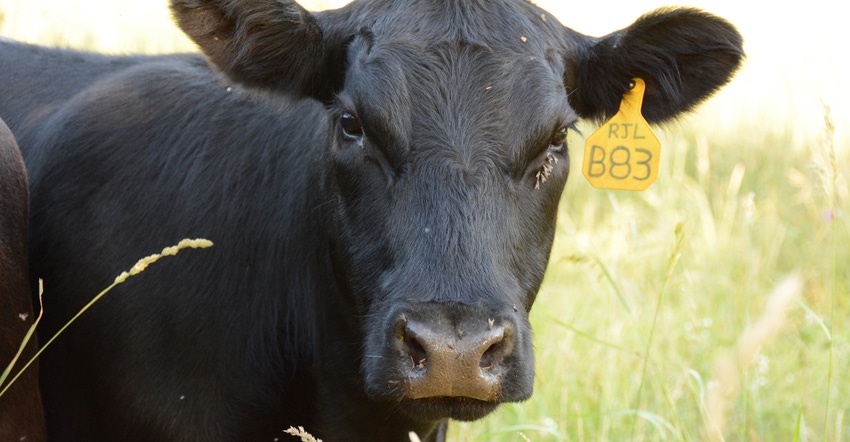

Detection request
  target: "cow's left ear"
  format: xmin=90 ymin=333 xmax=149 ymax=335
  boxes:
xmin=568 ymin=8 xmax=744 ymax=123
xmin=171 ymin=0 xmax=345 ymax=98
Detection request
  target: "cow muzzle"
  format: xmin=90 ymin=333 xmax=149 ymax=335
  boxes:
xmin=363 ymin=301 xmax=533 ymax=421
xmin=400 ymin=315 xmax=510 ymax=401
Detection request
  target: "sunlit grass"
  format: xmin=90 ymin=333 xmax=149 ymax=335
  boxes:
xmin=0 ymin=0 xmax=846 ymax=440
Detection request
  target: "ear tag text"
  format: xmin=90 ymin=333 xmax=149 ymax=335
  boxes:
xmin=582 ymin=78 xmax=661 ymax=191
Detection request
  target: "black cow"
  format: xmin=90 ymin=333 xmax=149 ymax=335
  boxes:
xmin=0 ymin=117 xmax=46 ymax=442
xmin=0 ymin=0 xmax=743 ymax=440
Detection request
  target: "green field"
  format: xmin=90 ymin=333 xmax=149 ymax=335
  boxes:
xmin=1 ymin=0 xmax=847 ymax=440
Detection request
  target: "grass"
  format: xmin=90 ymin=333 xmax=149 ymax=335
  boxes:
xmin=1 ymin=0 xmax=847 ymax=440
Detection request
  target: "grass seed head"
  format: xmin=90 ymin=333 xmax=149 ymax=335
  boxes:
xmin=114 ymin=238 xmax=213 ymax=284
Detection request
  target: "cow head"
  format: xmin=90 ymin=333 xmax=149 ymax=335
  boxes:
xmin=172 ymin=0 xmax=742 ymax=423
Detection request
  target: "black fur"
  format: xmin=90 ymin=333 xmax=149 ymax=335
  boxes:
xmin=0 ymin=1 xmax=743 ymax=441
xmin=0 ymin=117 xmax=46 ymax=441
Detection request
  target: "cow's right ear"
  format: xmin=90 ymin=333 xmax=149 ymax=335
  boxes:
xmin=171 ymin=0 xmax=342 ymax=98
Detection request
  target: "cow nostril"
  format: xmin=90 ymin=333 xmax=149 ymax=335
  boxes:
xmin=406 ymin=334 xmax=428 ymax=370
xmin=478 ymin=325 xmax=511 ymax=371
xmin=479 ymin=341 xmax=501 ymax=370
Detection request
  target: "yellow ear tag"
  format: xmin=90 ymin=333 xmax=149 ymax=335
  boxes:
xmin=582 ymin=78 xmax=661 ymax=191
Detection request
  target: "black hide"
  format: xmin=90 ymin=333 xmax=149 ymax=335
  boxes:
xmin=0 ymin=117 xmax=46 ymax=441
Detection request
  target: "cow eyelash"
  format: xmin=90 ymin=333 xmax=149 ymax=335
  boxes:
xmin=534 ymin=123 xmax=576 ymax=190
xmin=534 ymin=153 xmax=558 ymax=190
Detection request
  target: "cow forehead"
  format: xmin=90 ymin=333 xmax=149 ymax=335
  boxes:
xmin=339 ymin=0 xmax=570 ymax=54
xmin=344 ymin=40 xmax=572 ymax=161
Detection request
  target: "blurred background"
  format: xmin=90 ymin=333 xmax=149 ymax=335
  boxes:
xmin=0 ymin=0 xmax=846 ymax=440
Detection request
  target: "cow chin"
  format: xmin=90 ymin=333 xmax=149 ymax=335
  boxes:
xmin=397 ymin=397 xmax=501 ymax=422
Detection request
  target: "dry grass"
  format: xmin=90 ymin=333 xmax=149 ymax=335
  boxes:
xmin=285 ymin=426 xmax=324 ymax=442
xmin=704 ymin=275 xmax=803 ymax=441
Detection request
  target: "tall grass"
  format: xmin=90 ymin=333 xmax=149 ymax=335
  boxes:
xmin=817 ymin=104 xmax=840 ymax=442
xmin=0 ymin=0 xmax=846 ymax=440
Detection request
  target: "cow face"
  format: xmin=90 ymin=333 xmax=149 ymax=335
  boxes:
xmin=327 ymin=37 xmax=569 ymax=420
xmin=172 ymin=0 xmax=742 ymax=423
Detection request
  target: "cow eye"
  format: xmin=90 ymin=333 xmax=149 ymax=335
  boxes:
xmin=340 ymin=112 xmax=363 ymax=138
xmin=550 ymin=126 xmax=568 ymax=150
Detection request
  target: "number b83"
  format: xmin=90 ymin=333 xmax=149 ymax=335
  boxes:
xmin=583 ymin=143 xmax=659 ymax=191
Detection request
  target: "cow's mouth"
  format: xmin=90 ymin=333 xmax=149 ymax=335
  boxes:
xmin=398 ymin=397 xmax=500 ymax=421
